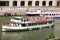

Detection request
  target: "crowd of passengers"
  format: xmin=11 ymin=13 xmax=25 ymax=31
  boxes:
xmin=2 ymin=16 xmax=51 ymax=27
xmin=21 ymin=16 xmax=49 ymax=22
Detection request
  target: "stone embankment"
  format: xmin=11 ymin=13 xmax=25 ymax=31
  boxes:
xmin=0 ymin=7 xmax=60 ymax=16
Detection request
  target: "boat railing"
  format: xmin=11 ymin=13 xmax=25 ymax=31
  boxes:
xmin=2 ymin=23 xmax=18 ymax=27
xmin=2 ymin=16 xmax=53 ymax=27
xmin=10 ymin=16 xmax=53 ymax=23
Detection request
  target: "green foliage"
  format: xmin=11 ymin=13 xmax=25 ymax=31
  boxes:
xmin=44 ymin=33 xmax=55 ymax=40
xmin=48 ymin=33 xmax=55 ymax=39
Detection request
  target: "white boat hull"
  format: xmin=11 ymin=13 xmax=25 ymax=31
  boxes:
xmin=2 ymin=23 xmax=54 ymax=32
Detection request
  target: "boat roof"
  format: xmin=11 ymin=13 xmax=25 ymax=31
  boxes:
xmin=13 ymin=17 xmax=22 ymax=19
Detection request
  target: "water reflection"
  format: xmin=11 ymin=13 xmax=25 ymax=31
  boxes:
xmin=1 ymin=28 xmax=53 ymax=40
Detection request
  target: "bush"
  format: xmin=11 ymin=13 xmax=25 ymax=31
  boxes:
xmin=44 ymin=33 xmax=55 ymax=40
xmin=48 ymin=33 xmax=55 ymax=39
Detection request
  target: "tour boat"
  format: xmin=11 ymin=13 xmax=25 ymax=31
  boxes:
xmin=26 ymin=9 xmax=60 ymax=18
xmin=26 ymin=9 xmax=41 ymax=16
xmin=2 ymin=16 xmax=55 ymax=32
xmin=42 ymin=11 xmax=60 ymax=18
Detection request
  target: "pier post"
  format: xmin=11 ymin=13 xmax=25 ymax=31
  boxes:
xmin=40 ymin=27 xmax=42 ymax=29
xmin=49 ymin=25 xmax=52 ymax=28
xmin=29 ymin=28 xmax=32 ymax=31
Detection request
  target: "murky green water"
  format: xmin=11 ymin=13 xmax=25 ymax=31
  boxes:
xmin=1 ymin=28 xmax=54 ymax=40
xmin=1 ymin=16 xmax=59 ymax=40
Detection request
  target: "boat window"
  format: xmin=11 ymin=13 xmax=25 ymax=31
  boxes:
xmin=52 ymin=14 xmax=55 ymax=15
xmin=50 ymin=14 xmax=51 ymax=16
xmin=21 ymin=24 xmax=26 ymax=27
xmin=21 ymin=22 xmax=47 ymax=27
xmin=44 ymin=14 xmax=48 ymax=15
xmin=28 ymin=23 xmax=32 ymax=26
xmin=48 ymin=21 xmax=52 ymax=23
xmin=37 ymin=22 xmax=40 ymax=25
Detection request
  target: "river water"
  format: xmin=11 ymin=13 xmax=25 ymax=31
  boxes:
xmin=1 ymin=28 xmax=54 ymax=40
xmin=1 ymin=19 xmax=60 ymax=40
xmin=1 ymin=28 xmax=53 ymax=40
